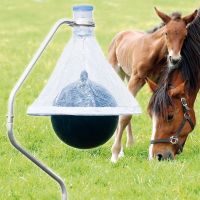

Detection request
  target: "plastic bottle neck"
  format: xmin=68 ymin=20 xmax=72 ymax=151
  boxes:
xmin=73 ymin=26 xmax=94 ymax=37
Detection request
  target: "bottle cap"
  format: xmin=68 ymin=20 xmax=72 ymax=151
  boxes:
xmin=73 ymin=5 xmax=93 ymax=12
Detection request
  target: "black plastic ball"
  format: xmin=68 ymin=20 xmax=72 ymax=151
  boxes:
xmin=51 ymin=115 xmax=118 ymax=149
xmin=51 ymin=70 xmax=119 ymax=149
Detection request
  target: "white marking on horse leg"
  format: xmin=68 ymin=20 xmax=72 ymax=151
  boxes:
xmin=111 ymin=154 xmax=118 ymax=163
xmin=111 ymin=116 xmax=131 ymax=163
xmin=119 ymin=146 xmax=124 ymax=158
xmin=149 ymin=114 xmax=157 ymax=160
xmin=126 ymin=122 xmax=134 ymax=147
xmin=111 ymin=120 xmax=126 ymax=163
xmin=111 ymin=132 xmax=122 ymax=163
xmin=111 ymin=140 xmax=119 ymax=163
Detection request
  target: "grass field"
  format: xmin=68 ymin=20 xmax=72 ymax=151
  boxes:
xmin=1 ymin=0 xmax=200 ymax=199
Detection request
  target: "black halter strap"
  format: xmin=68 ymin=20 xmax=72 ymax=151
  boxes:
xmin=150 ymin=97 xmax=195 ymax=153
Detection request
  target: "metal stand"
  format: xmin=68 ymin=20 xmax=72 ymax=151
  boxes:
xmin=7 ymin=18 xmax=94 ymax=200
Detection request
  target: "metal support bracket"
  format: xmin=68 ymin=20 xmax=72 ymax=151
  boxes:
xmin=7 ymin=18 xmax=89 ymax=200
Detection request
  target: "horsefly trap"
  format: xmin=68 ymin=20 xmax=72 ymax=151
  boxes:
xmin=7 ymin=5 xmax=141 ymax=200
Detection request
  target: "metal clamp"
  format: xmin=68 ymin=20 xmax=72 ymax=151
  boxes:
xmin=170 ymin=136 xmax=179 ymax=144
xmin=71 ymin=21 xmax=95 ymax=27
xmin=181 ymin=98 xmax=190 ymax=110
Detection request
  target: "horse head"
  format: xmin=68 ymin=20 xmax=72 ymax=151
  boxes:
xmin=155 ymin=7 xmax=197 ymax=68
xmin=146 ymin=77 xmax=196 ymax=160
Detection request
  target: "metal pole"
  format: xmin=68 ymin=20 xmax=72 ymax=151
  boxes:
xmin=7 ymin=18 xmax=75 ymax=200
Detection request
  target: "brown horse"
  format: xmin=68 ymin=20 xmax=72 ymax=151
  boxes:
xmin=109 ymin=8 xmax=197 ymax=162
xmin=147 ymin=9 xmax=200 ymax=160
xmin=146 ymin=70 xmax=198 ymax=160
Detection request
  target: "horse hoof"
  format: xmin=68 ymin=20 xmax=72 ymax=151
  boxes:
xmin=111 ymin=155 xmax=118 ymax=163
xmin=119 ymin=148 xmax=124 ymax=158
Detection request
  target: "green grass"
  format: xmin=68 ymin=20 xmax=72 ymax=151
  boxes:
xmin=1 ymin=0 xmax=200 ymax=199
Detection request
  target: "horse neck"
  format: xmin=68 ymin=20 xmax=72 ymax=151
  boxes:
xmin=188 ymin=87 xmax=199 ymax=108
xmin=170 ymin=70 xmax=199 ymax=108
xmin=149 ymin=27 xmax=167 ymax=57
xmin=150 ymin=26 xmax=165 ymax=39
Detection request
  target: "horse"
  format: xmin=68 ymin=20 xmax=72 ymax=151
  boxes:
xmin=146 ymin=9 xmax=200 ymax=160
xmin=109 ymin=7 xmax=197 ymax=162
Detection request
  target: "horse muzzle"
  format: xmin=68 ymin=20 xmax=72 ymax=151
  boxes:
xmin=169 ymin=55 xmax=181 ymax=65
xmin=155 ymin=151 xmax=174 ymax=161
xmin=168 ymin=52 xmax=182 ymax=67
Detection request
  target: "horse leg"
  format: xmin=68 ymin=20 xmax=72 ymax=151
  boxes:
xmin=111 ymin=115 xmax=132 ymax=163
xmin=128 ymin=75 xmax=145 ymax=95
xmin=125 ymin=76 xmax=145 ymax=148
xmin=126 ymin=122 xmax=134 ymax=147
xmin=111 ymin=75 xmax=145 ymax=162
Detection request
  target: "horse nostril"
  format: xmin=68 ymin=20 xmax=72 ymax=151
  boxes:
xmin=171 ymin=59 xmax=179 ymax=65
xmin=156 ymin=153 xmax=163 ymax=161
xmin=169 ymin=56 xmax=172 ymax=62
xmin=156 ymin=152 xmax=173 ymax=161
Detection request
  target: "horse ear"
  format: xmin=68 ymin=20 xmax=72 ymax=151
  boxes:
xmin=145 ymin=77 xmax=158 ymax=92
xmin=154 ymin=7 xmax=171 ymax=24
xmin=168 ymin=81 xmax=186 ymax=97
xmin=183 ymin=10 xmax=198 ymax=25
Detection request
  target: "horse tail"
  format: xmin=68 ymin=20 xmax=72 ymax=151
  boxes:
xmin=108 ymin=34 xmax=118 ymax=68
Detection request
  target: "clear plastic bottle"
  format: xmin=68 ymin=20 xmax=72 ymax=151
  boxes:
xmin=51 ymin=6 xmax=119 ymax=148
xmin=73 ymin=5 xmax=94 ymax=37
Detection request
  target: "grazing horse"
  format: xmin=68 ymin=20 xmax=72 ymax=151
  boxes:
xmin=147 ymin=9 xmax=200 ymax=160
xmin=108 ymin=7 xmax=198 ymax=162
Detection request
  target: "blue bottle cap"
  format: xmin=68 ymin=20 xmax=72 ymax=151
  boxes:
xmin=73 ymin=5 xmax=93 ymax=11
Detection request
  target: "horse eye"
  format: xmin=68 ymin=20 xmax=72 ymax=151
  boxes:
xmin=167 ymin=114 xmax=174 ymax=122
xmin=165 ymin=32 xmax=168 ymax=36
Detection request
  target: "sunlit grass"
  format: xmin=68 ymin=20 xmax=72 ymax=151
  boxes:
xmin=0 ymin=0 xmax=200 ymax=199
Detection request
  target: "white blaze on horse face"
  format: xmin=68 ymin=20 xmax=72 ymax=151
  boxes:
xmin=149 ymin=114 xmax=157 ymax=160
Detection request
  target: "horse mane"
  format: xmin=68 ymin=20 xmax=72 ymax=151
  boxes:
xmin=148 ymin=9 xmax=200 ymax=117
xmin=147 ymin=12 xmax=182 ymax=33
xmin=146 ymin=22 xmax=165 ymax=34
xmin=180 ymin=9 xmax=200 ymax=90
xmin=147 ymin=70 xmax=173 ymax=118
